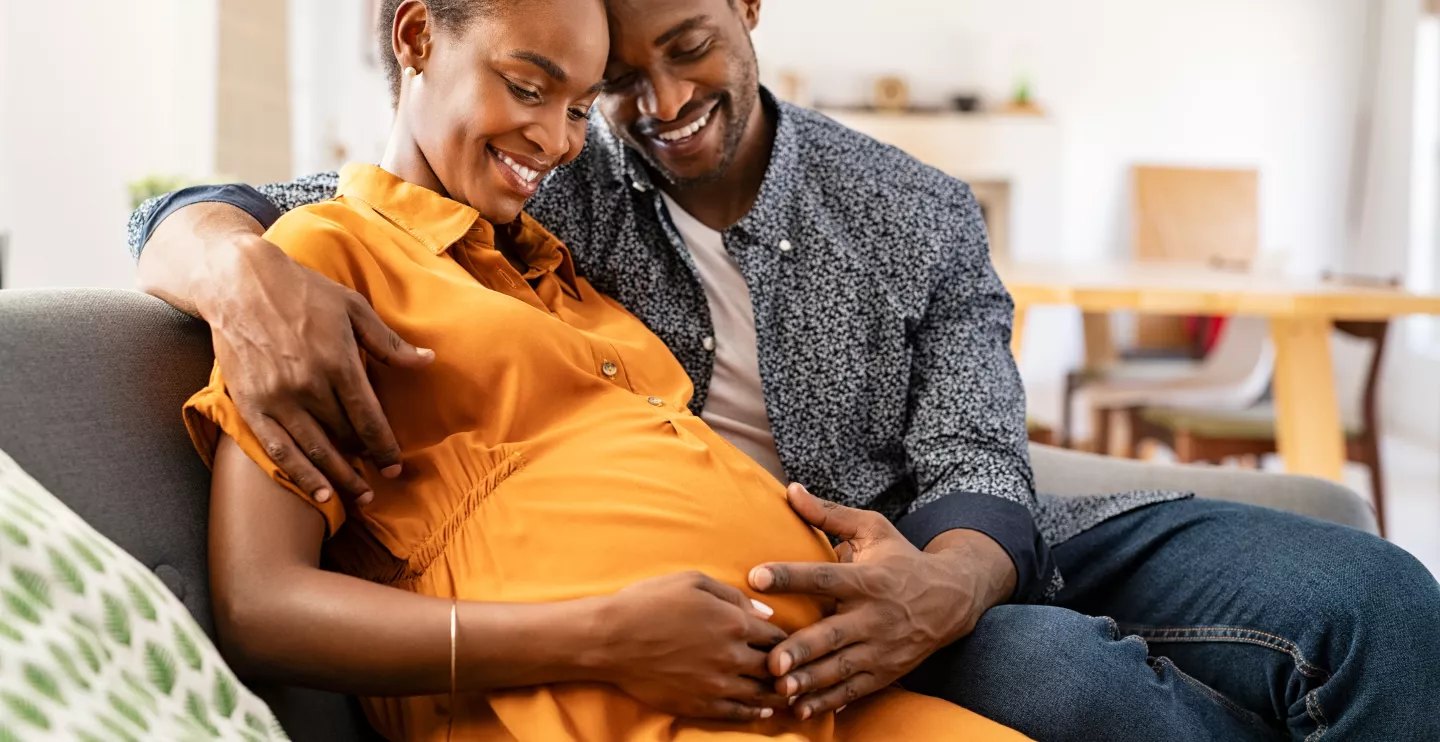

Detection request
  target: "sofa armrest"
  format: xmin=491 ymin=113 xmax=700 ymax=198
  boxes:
xmin=1028 ymin=444 xmax=1379 ymax=535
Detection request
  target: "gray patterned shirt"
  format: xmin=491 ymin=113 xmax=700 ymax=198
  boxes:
xmin=128 ymin=91 xmax=1188 ymax=602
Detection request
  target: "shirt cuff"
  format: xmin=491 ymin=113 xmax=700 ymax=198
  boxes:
xmin=139 ymin=184 xmax=282 ymax=253
xmin=896 ymin=491 xmax=1055 ymax=604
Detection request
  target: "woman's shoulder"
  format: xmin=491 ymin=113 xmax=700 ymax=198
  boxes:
xmin=262 ymin=198 xmax=386 ymax=285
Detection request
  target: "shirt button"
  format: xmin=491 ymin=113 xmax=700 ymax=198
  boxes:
xmin=779 ymin=239 xmax=793 ymax=253
xmin=647 ymin=397 xmax=664 ymax=407
xmin=702 ymin=336 xmax=716 ymax=352
xmin=602 ymin=362 xmax=618 ymax=378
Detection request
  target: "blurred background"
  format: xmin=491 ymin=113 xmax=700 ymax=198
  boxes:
xmin=0 ymin=0 xmax=1436 ymax=572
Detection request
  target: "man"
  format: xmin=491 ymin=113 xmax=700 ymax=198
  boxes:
xmin=128 ymin=0 xmax=1440 ymax=738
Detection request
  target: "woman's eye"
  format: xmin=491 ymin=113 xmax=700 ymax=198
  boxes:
xmin=568 ymin=107 xmax=590 ymax=121
xmin=507 ymin=81 xmax=541 ymax=103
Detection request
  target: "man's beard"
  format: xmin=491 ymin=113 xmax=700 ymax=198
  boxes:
xmin=630 ymin=51 xmax=762 ymax=189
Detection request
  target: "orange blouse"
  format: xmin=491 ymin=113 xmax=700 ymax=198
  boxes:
xmin=185 ymin=164 xmax=1027 ymax=742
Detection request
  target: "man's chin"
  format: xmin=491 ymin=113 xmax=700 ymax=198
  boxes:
xmin=641 ymin=148 xmax=727 ymax=188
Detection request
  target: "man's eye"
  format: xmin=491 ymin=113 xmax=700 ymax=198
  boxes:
xmin=507 ymin=82 xmax=541 ymax=102
xmin=603 ymin=73 xmax=638 ymax=92
xmin=674 ymin=40 xmax=712 ymax=60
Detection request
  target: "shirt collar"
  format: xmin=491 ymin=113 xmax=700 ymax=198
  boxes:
xmin=337 ymin=163 xmax=580 ymax=295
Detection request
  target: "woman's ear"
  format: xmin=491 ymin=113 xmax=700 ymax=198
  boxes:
xmin=392 ymin=0 xmax=434 ymax=74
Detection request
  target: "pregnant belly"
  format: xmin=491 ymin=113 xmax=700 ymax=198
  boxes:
xmin=430 ymin=412 xmax=838 ymax=632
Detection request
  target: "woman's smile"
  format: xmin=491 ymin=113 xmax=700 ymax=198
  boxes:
xmin=489 ymin=145 xmax=552 ymax=197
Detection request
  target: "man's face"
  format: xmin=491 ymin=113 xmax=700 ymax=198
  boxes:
xmin=597 ymin=0 xmax=762 ymax=187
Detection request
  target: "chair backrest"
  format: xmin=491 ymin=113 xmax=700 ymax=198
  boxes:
xmin=1131 ymin=165 xmax=1261 ymax=353
xmin=1186 ymin=315 xmax=1275 ymax=408
xmin=0 ymin=288 xmax=377 ymax=742
xmin=1133 ymin=165 xmax=1260 ymax=265
xmin=1333 ymin=320 xmax=1390 ymax=435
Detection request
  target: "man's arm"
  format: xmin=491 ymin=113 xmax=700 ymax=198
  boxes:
xmin=126 ymin=173 xmax=339 ymax=260
xmin=747 ymin=186 xmax=1049 ymax=720
xmin=128 ymin=173 xmax=435 ymax=503
xmin=892 ymin=184 xmax=1055 ymax=605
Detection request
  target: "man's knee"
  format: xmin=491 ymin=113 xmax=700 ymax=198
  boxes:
xmin=1331 ymin=535 xmax=1440 ymax=657
xmin=907 ymin=605 xmax=1147 ymax=731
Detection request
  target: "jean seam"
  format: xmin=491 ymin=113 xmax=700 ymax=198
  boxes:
xmin=1122 ymin=623 xmax=1333 ymax=739
xmin=1304 ymin=690 xmax=1330 ymax=742
xmin=1120 ymin=624 xmax=1330 ymax=680
xmin=1152 ymin=656 xmax=1274 ymax=733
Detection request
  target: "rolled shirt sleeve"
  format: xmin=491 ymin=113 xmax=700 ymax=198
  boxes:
xmin=898 ymin=184 xmax=1059 ymax=604
xmin=125 ymin=172 xmax=340 ymax=259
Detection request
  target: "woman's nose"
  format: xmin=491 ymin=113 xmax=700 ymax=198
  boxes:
xmin=524 ymin=113 xmax=570 ymax=161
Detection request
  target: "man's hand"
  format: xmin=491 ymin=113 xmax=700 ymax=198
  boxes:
xmin=749 ymin=485 xmax=1016 ymax=720
xmin=196 ymin=231 xmax=434 ymax=503
xmin=595 ymin=572 xmax=790 ymax=721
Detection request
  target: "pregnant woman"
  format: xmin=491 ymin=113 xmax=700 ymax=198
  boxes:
xmin=185 ymin=0 xmax=1028 ymax=739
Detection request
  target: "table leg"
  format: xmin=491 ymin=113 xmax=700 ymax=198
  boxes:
xmin=1011 ymin=306 xmax=1028 ymax=362
xmin=1082 ymin=312 xmax=1118 ymax=368
xmin=1269 ymin=317 xmax=1346 ymax=482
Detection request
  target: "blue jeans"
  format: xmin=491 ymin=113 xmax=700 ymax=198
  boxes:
xmin=904 ymin=498 xmax=1440 ymax=741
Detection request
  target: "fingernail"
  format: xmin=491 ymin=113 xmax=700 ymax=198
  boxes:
xmin=799 ymin=705 xmax=812 ymax=721
xmin=777 ymin=652 xmax=792 ymax=675
xmin=749 ymin=567 xmax=774 ymax=591
xmin=314 ymin=488 xmax=333 ymax=503
xmin=750 ymin=599 xmax=774 ymax=618
xmin=417 ymin=348 xmax=435 ymax=359
xmin=783 ymin=676 xmax=798 ymax=695
xmin=788 ymin=695 xmax=798 ymax=706
xmin=836 ymin=705 xmax=848 ymax=714
xmin=357 ymin=491 xmax=375 ymax=506
xmin=381 ymin=464 xmax=403 ymax=479
xmin=759 ymin=708 xmax=773 ymax=720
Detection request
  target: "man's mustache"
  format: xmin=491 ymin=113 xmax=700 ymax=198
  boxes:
xmin=634 ymin=94 xmax=725 ymax=137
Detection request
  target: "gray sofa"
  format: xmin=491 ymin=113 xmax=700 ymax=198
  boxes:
xmin=0 ymin=288 xmax=1379 ymax=741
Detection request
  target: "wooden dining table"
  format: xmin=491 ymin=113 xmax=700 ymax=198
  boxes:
xmin=999 ymin=260 xmax=1440 ymax=482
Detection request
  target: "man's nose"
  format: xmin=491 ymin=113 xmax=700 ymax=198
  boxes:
xmin=638 ymin=73 xmax=695 ymax=123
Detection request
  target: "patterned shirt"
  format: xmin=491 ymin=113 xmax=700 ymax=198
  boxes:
xmin=128 ymin=91 xmax=1188 ymax=602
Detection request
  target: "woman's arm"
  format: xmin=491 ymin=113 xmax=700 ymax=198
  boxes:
xmin=209 ymin=435 xmax=790 ymax=717
xmin=209 ymin=435 xmax=608 ymax=696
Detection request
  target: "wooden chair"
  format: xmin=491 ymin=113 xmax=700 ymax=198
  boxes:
xmin=1130 ymin=165 xmax=1259 ymax=355
xmin=1127 ymin=320 xmax=1390 ymax=536
xmin=1027 ymin=419 xmax=1056 ymax=447
xmin=1073 ymin=316 xmax=1274 ymax=456
xmin=1062 ymin=166 xmax=1260 ymax=448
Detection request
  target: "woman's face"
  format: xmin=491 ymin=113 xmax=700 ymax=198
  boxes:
xmin=402 ymin=0 xmax=608 ymax=223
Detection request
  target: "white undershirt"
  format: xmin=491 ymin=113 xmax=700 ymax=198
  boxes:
xmin=659 ymin=192 xmax=787 ymax=481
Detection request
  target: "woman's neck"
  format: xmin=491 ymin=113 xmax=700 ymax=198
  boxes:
xmin=380 ymin=120 xmax=448 ymax=198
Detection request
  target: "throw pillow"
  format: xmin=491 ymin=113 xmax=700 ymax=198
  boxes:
xmin=0 ymin=447 xmax=288 ymax=741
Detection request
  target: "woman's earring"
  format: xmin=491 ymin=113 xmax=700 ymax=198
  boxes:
xmin=404 ymin=66 xmax=420 ymax=79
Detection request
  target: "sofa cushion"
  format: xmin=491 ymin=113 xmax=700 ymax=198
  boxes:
xmin=0 ymin=447 xmax=288 ymax=741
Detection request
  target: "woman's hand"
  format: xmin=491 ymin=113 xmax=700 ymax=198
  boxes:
xmin=594 ymin=572 xmax=791 ymax=722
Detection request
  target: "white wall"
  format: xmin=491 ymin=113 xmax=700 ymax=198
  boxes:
xmin=289 ymin=0 xmax=393 ymax=175
xmin=0 ymin=0 xmax=218 ymax=289
xmin=753 ymin=0 xmax=1367 ymax=272
xmin=1351 ymin=0 xmax=1440 ymax=445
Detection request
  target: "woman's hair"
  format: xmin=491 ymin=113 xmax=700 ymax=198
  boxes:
xmin=377 ymin=0 xmax=497 ymax=106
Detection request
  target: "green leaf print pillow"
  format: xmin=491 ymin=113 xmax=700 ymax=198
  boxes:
xmin=0 ymin=448 xmax=287 ymax=741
